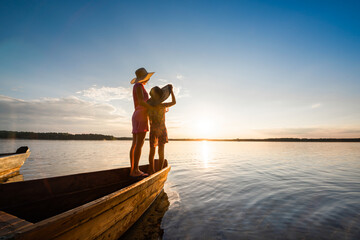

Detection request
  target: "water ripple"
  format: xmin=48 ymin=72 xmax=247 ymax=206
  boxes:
xmin=1 ymin=140 xmax=359 ymax=239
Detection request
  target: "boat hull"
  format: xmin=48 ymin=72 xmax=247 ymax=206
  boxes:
xmin=0 ymin=160 xmax=170 ymax=240
xmin=0 ymin=147 xmax=30 ymax=182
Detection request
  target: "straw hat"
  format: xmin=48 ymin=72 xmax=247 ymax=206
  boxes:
xmin=130 ymin=67 xmax=155 ymax=84
xmin=147 ymin=84 xmax=172 ymax=106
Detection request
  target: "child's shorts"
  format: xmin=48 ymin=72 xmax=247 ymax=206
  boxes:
xmin=150 ymin=129 xmax=168 ymax=147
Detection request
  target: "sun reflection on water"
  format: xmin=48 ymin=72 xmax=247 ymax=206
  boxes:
xmin=201 ymin=140 xmax=210 ymax=168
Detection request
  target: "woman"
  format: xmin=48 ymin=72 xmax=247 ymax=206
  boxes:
xmin=129 ymin=67 xmax=154 ymax=177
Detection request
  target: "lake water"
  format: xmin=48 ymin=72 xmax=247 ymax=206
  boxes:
xmin=1 ymin=139 xmax=360 ymax=239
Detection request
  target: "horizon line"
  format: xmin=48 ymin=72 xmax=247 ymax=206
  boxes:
xmin=1 ymin=130 xmax=359 ymax=142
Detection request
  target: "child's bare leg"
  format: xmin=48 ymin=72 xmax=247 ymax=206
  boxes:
xmin=158 ymin=144 xmax=165 ymax=170
xmin=148 ymin=145 xmax=156 ymax=174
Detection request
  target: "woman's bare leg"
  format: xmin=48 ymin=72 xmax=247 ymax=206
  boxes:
xmin=129 ymin=134 xmax=136 ymax=173
xmin=158 ymin=144 xmax=165 ymax=170
xmin=130 ymin=132 xmax=146 ymax=176
xmin=148 ymin=146 xmax=156 ymax=174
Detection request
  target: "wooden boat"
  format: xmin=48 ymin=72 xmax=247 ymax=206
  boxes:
xmin=0 ymin=160 xmax=170 ymax=240
xmin=0 ymin=147 xmax=30 ymax=182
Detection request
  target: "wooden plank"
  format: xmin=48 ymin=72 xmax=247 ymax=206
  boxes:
xmin=95 ymin=189 xmax=164 ymax=240
xmin=0 ymin=168 xmax=21 ymax=182
xmin=0 ymin=211 xmax=32 ymax=237
xmin=11 ymin=166 xmax=170 ymax=240
xmin=19 ymin=173 xmax=167 ymax=240
xmin=3 ymin=174 xmax=23 ymax=183
xmin=55 ymin=179 xmax=165 ymax=240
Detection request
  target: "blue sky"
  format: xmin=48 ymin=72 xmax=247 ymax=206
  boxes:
xmin=1 ymin=0 xmax=359 ymax=138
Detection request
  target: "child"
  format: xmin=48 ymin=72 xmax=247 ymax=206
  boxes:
xmin=146 ymin=84 xmax=176 ymax=174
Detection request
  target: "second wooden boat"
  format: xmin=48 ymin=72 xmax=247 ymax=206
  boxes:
xmin=0 ymin=147 xmax=30 ymax=182
xmin=0 ymin=160 xmax=170 ymax=240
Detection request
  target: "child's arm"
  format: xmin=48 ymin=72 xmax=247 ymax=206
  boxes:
xmin=163 ymin=85 xmax=176 ymax=108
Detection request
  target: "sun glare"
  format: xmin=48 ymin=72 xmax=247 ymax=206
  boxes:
xmin=195 ymin=119 xmax=216 ymax=139
xmin=201 ymin=140 xmax=210 ymax=168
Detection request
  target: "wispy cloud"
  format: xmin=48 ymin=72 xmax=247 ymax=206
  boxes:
xmin=158 ymin=78 xmax=169 ymax=83
xmin=0 ymin=95 xmax=130 ymax=135
xmin=311 ymin=103 xmax=322 ymax=109
xmin=77 ymin=86 xmax=132 ymax=102
xmin=176 ymin=74 xmax=184 ymax=80
xmin=173 ymin=86 xmax=190 ymax=99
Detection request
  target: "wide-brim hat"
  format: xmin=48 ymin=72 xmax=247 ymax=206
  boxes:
xmin=147 ymin=84 xmax=172 ymax=106
xmin=130 ymin=67 xmax=155 ymax=84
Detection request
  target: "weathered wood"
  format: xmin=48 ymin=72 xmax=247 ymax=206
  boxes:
xmin=0 ymin=147 xmax=30 ymax=182
xmin=95 ymin=188 xmax=164 ymax=240
xmin=3 ymin=174 xmax=24 ymax=184
xmin=0 ymin=168 xmax=21 ymax=181
xmin=0 ymin=211 xmax=32 ymax=237
xmin=0 ymin=160 xmax=170 ymax=240
xmin=13 ymin=169 xmax=169 ymax=240
xmin=55 ymin=177 xmax=166 ymax=240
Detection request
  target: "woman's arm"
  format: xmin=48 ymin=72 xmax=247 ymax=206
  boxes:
xmin=163 ymin=86 xmax=176 ymax=108
xmin=135 ymin=84 xmax=151 ymax=109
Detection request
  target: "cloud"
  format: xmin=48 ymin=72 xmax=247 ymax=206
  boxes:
xmin=0 ymin=95 xmax=130 ymax=135
xmin=176 ymin=74 xmax=184 ymax=80
xmin=311 ymin=103 xmax=322 ymax=109
xmin=173 ymin=86 xmax=190 ymax=99
xmin=77 ymin=86 xmax=132 ymax=101
xmin=158 ymin=79 xmax=169 ymax=83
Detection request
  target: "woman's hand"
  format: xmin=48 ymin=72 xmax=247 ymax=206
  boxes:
xmin=168 ymin=84 xmax=173 ymax=92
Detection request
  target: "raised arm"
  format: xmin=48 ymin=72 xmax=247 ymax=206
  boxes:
xmin=135 ymin=84 xmax=151 ymax=109
xmin=163 ymin=85 xmax=176 ymax=108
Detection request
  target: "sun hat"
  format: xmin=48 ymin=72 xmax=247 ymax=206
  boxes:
xmin=130 ymin=67 xmax=155 ymax=84
xmin=147 ymin=84 xmax=172 ymax=106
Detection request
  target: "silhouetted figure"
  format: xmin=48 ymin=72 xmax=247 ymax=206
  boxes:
xmin=146 ymin=84 xmax=176 ymax=174
xmin=129 ymin=67 xmax=154 ymax=177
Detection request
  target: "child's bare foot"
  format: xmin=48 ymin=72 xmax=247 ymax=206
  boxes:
xmin=147 ymin=167 xmax=156 ymax=175
xmin=130 ymin=170 xmax=148 ymax=177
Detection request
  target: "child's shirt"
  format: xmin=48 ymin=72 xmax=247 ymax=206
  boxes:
xmin=148 ymin=105 xmax=168 ymax=147
xmin=148 ymin=105 xmax=167 ymax=132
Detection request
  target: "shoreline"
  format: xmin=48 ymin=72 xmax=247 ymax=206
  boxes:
xmin=1 ymin=131 xmax=359 ymax=142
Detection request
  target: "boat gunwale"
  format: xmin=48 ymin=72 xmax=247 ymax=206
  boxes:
xmin=0 ymin=151 xmax=30 ymax=160
xmin=0 ymin=147 xmax=30 ymax=158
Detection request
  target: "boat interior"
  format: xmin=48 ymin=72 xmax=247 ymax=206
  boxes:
xmin=0 ymin=160 xmax=167 ymax=223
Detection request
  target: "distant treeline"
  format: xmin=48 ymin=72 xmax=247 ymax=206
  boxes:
xmin=0 ymin=131 xmax=117 ymax=140
xmin=1 ymin=131 xmax=359 ymax=142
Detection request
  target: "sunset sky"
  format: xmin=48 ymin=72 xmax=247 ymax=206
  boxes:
xmin=1 ymin=0 xmax=359 ymax=139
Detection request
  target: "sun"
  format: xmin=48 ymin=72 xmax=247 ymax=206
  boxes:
xmin=195 ymin=118 xmax=216 ymax=139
